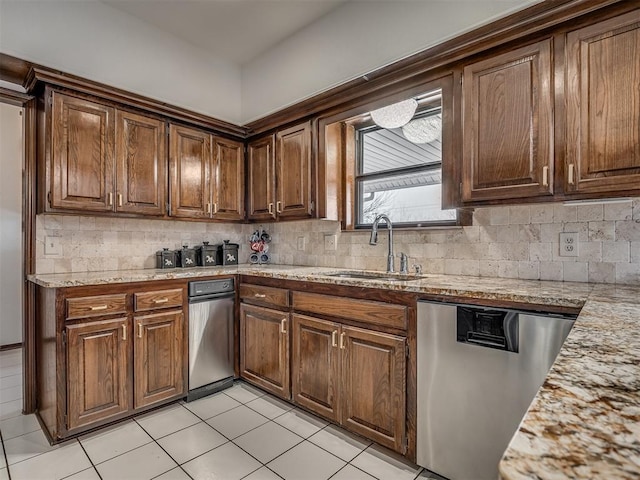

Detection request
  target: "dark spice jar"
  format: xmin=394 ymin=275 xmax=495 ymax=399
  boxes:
xmin=176 ymin=245 xmax=197 ymax=268
xmin=196 ymin=241 xmax=219 ymax=267
xmin=218 ymin=240 xmax=239 ymax=266
xmin=155 ymin=248 xmax=176 ymax=269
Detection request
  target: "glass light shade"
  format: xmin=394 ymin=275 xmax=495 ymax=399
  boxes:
xmin=370 ymin=99 xmax=418 ymax=129
xmin=402 ymin=115 xmax=441 ymax=144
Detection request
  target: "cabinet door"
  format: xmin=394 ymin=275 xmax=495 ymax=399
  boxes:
xmin=169 ymin=124 xmax=212 ymax=219
xmin=134 ymin=310 xmax=184 ymax=409
xmin=276 ymin=122 xmax=314 ymax=219
xmin=240 ymin=303 xmax=290 ymax=399
xmin=462 ymin=39 xmax=553 ymax=202
xmin=565 ymin=11 xmax=640 ymax=194
xmin=66 ymin=317 xmax=129 ymax=431
xmin=341 ymin=326 xmax=406 ymax=454
xmin=292 ymin=314 xmax=340 ymax=422
xmin=116 ymin=110 xmax=167 ymax=216
xmin=212 ymin=137 xmax=245 ymax=221
xmin=247 ymin=135 xmax=276 ymax=221
xmin=50 ymin=91 xmax=115 ymax=212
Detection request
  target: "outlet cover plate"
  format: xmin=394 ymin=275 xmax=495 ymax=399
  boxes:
xmin=559 ymin=232 xmax=578 ymax=257
xmin=297 ymin=236 xmax=305 ymax=251
xmin=44 ymin=236 xmax=63 ymax=257
xmin=324 ymin=234 xmax=337 ymax=251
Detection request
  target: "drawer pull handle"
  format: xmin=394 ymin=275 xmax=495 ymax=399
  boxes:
xmin=254 ymin=293 xmax=267 ymax=298
xmin=542 ymin=166 xmax=549 ymax=187
xmin=90 ymin=305 xmax=108 ymax=311
xmin=138 ymin=323 xmax=143 ymax=338
xmin=280 ymin=318 xmax=287 ymax=334
xmin=122 ymin=324 xmax=127 ymax=341
xmin=331 ymin=330 xmax=338 ymax=348
xmin=568 ymin=164 xmax=575 ymax=185
xmin=154 ymin=298 xmax=169 ymax=304
xmin=339 ymin=332 xmax=346 ymax=350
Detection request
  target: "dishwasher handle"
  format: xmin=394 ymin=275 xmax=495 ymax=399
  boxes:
xmin=189 ymin=292 xmax=235 ymax=304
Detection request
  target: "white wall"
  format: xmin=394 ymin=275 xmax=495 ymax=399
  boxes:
xmin=0 ymin=103 xmax=23 ymax=346
xmin=240 ymin=0 xmax=540 ymax=122
xmin=0 ymin=0 xmax=243 ymax=124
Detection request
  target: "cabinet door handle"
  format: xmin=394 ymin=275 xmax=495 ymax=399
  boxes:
xmin=90 ymin=305 xmax=108 ymax=311
xmin=154 ymin=298 xmax=169 ymax=304
xmin=276 ymin=201 xmax=282 ymax=213
xmin=253 ymin=293 xmax=266 ymax=298
xmin=280 ymin=318 xmax=287 ymax=334
xmin=268 ymin=203 xmax=274 ymax=215
xmin=206 ymin=203 xmax=211 ymax=214
xmin=117 ymin=193 xmax=123 ymax=207
xmin=121 ymin=324 xmax=127 ymax=341
xmin=213 ymin=203 xmax=218 ymax=214
xmin=568 ymin=164 xmax=575 ymax=185
xmin=107 ymin=192 xmax=113 ymax=206
xmin=339 ymin=332 xmax=346 ymax=350
xmin=331 ymin=330 xmax=338 ymax=348
xmin=138 ymin=323 xmax=143 ymax=338
xmin=542 ymin=166 xmax=549 ymax=187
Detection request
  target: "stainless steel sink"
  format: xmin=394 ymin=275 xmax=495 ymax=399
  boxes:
xmin=326 ymin=271 xmax=426 ymax=282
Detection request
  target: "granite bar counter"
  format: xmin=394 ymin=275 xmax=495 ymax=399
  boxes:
xmin=28 ymin=265 xmax=640 ymax=478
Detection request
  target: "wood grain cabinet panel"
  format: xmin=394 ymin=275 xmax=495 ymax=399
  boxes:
xmin=341 ymin=326 xmax=406 ymax=453
xmin=134 ymin=289 xmax=183 ymax=312
xmin=292 ymin=314 xmax=340 ymax=422
xmin=212 ymin=137 xmax=245 ymax=220
xmin=276 ymin=121 xmax=313 ymax=219
xmin=66 ymin=317 xmax=130 ymax=431
xmin=239 ymin=284 xmax=289 ymax=309
xmin=116 ymin=110 xmax=166 ymax=215
xmin=462 ymin=39 xmax=554 ymax=202
xmin=565 ymin=11 xmax=640 ymax=195
xmin=134 ymin=310 xmax=184 ymax=408
xmin=247 ymin=135 xmax=276 ymax=221
xmin=50 ymin=91 xmax=115 ymax=212
xmin=169 ymin=124 xmax=211 ymax=219
xmin=66 ymin=294 xmax=127 ymax=320
xmin=240 ymin=303 xmax=290 ymax=399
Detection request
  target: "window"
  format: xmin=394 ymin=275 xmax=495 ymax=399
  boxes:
xmin=355 ymin=95 xmax=457 ymax=228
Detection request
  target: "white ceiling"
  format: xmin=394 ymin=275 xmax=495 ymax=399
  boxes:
xmin=101 ymin=0 xmax=348 ymax=65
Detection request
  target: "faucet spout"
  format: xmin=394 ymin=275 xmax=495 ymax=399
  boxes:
xmin=370 ymin=214 xmax=394 ymax=273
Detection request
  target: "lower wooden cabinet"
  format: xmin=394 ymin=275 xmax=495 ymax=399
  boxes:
xmin=134 ymin=311 xmax=184 ymax=409
xmin=292 ymin=314 xmax=407 ymax=453
xmin=240 ymin=303 xmax=290 ymax=399
xmin=36 ymin=282 xmax=187 ymax=442
xmin=66 ymin=317 xmax=130 ymax=431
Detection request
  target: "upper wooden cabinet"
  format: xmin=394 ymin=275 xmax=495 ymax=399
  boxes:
xmin=461 ymin=39 xmax=554 ymax=203
xmin=116 ymin=110 xmax=167 ymax=216
xmin=247 ymin=121 xmax=314 ymax=221
xmin=170 ymin=124 xmax=244 ymax=221
xmin=48 ymin=90 xmax=167 ymax=215
xmin=565 ymin=11 xmax=640 ymax=196
xmin=50 ymin=92 xmax=115 ymax=212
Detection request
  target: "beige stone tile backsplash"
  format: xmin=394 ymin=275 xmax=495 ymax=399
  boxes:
xmin=36 ymin=199 xmax=640 ymax=285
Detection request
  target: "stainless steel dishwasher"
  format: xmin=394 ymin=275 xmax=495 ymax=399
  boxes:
xmin=187 ymin=278 xmax=235 ymax=401
xmin=416 ymin=301 xmax=576 ymax=480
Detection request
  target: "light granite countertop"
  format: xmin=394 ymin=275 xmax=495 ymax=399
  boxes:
xmin=28 ymin=265 xmax=640 ymax=478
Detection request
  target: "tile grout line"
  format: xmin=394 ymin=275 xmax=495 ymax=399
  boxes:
xmin=0 ymin=427 xmax=13 ymax=480
xmin=74 ymin=438 xmax=103 ymax=480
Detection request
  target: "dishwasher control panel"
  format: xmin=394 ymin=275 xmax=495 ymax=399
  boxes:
xmin=189 ymin=278 xmax=235 ymax=297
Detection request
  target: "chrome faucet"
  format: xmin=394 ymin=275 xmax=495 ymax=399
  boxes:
xmin=369 ymin=214 xmax=395 ymax=273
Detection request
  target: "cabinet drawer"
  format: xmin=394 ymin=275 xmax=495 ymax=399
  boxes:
xmin=240 ymin=284 xmax=289 ymax=308
xmin=66 ymin=294 xmax=127 ymax=320
xmin=292 ymin=292 xmax=407 ymax=330
xmin=134 ymin=289 xmax=183 ymax=312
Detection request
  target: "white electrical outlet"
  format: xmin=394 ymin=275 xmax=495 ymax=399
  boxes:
xmin=324 ymin=234 xmax=337 ymax=251
xmin=44 ymin=236 xmax=62 ymax=257
xmin=297 ymin=236 xmax=306 ymax=251
xmin=559 ymin=232 xmax=578 ymax=257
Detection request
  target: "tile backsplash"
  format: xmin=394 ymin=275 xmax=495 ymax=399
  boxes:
xmin=36 ymin=199 xmax=640 ymax=285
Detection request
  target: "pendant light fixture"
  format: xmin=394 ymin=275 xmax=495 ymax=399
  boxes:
xmin=402 ymin=114 xmax=442 ymax=144
xmin=370 ymin=99 xmax=418 ymax=129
